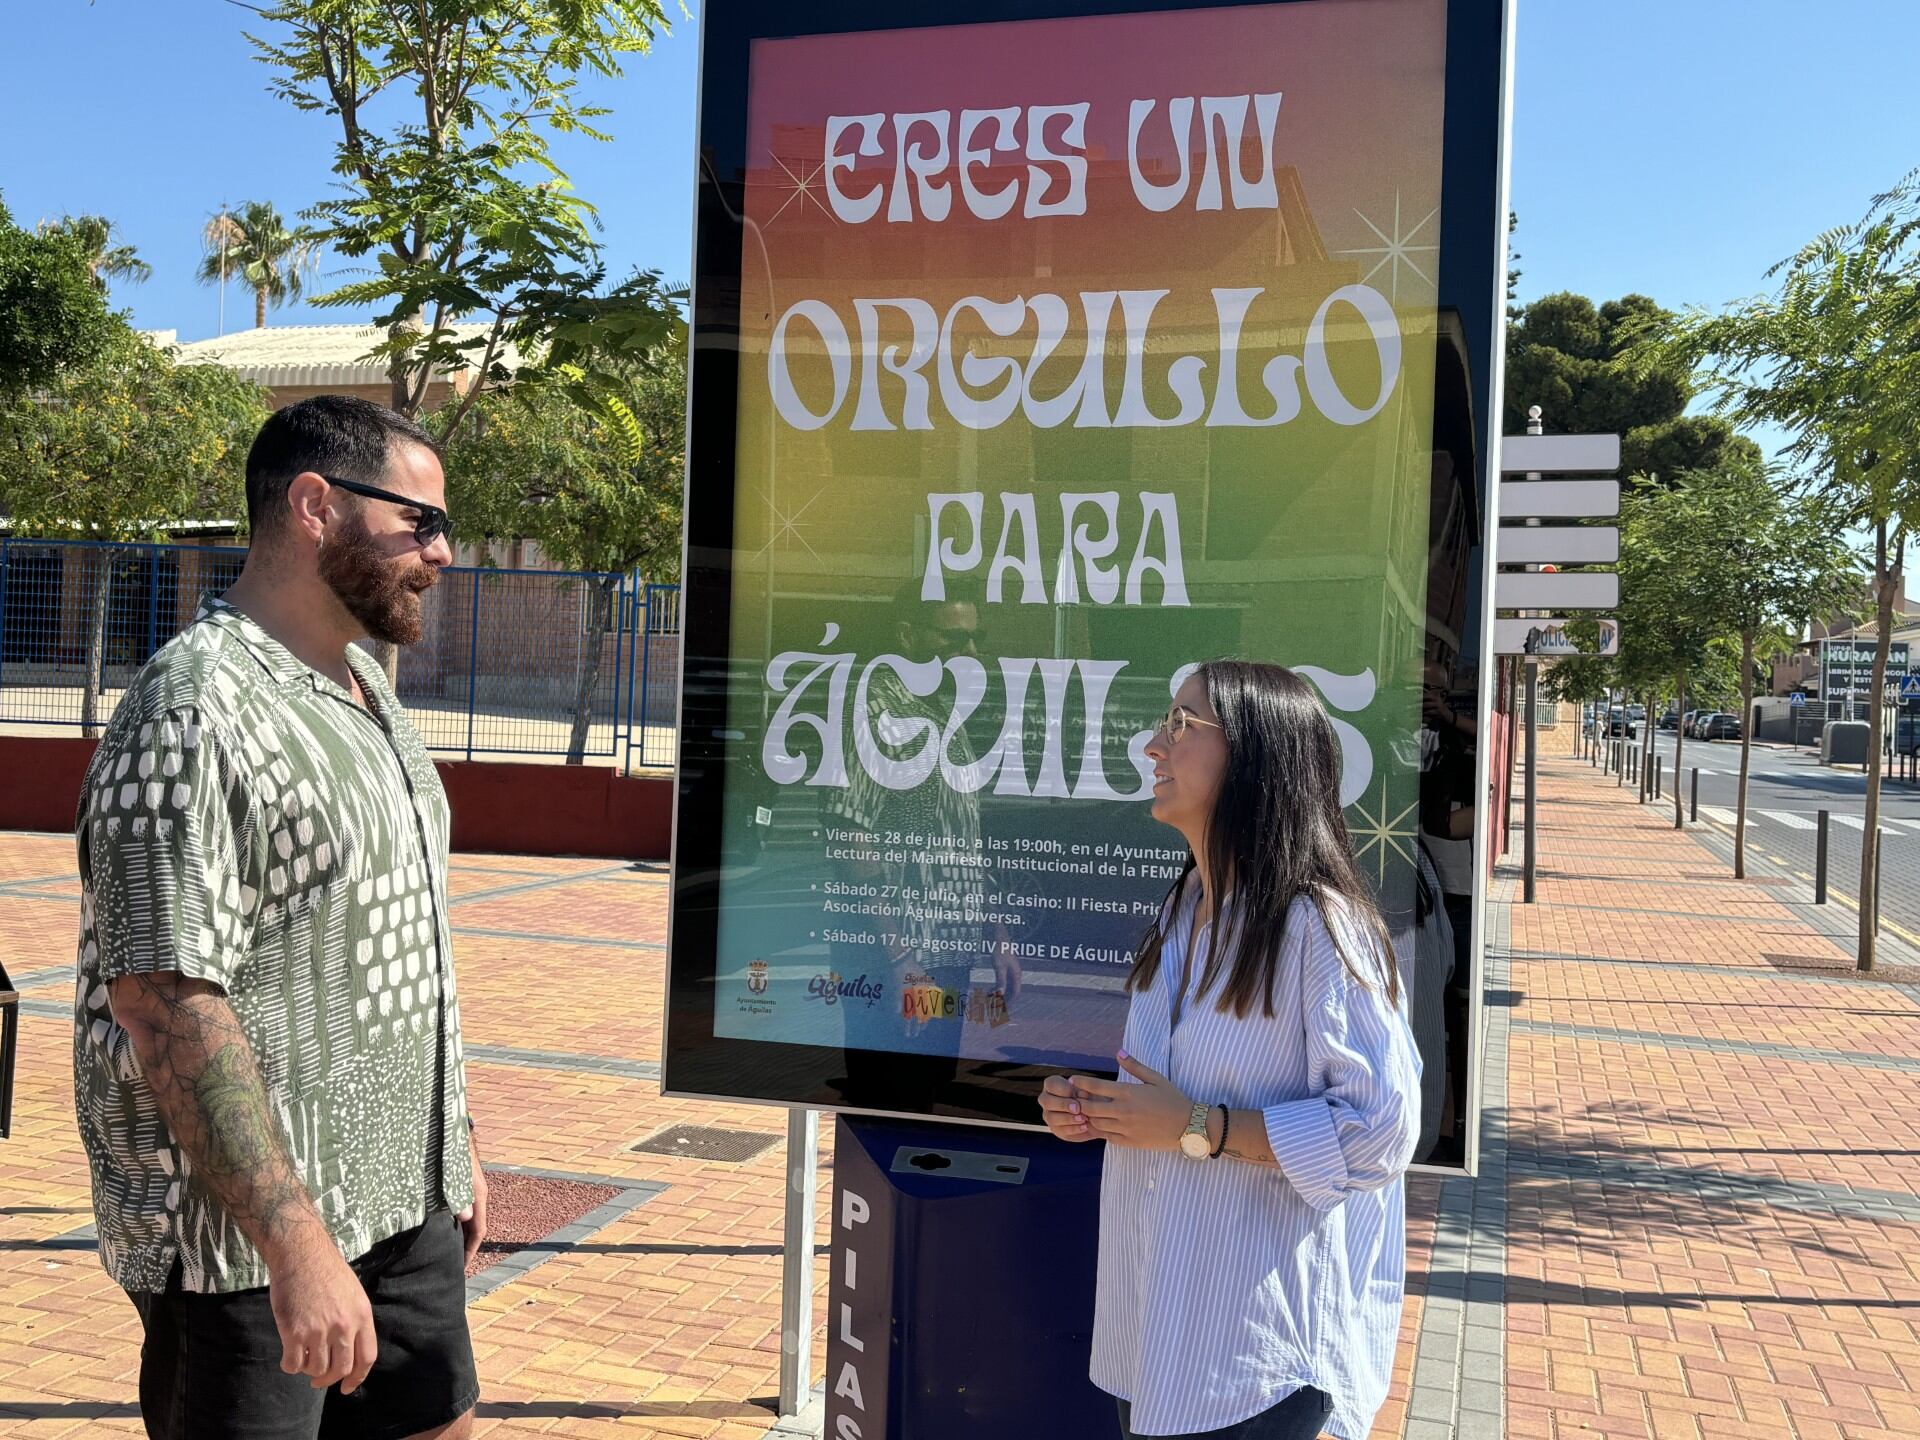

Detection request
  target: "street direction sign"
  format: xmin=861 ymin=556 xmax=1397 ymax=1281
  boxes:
xmin=1498 ymin=480 xmax=1621 ymax=520
xmin=1493 ymin=617 xmax=1620 ymax=657
xmin=1494 ymin=570 xmax=1619 ymax=610
xmin=1494 ymin=525 xmax=1620 ymax=565
xmin=1790 ymin=691 xmax=1807 ymax=707
xmin=1499 ymin=433 xmax=1622 ymax=474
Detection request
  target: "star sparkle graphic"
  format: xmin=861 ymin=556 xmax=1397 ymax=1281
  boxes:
xmin=755 ymin=486 xmax=823 ymax=560
xmin=765 ymin=156 xmax=837 ymax=227
xmin=1349 ymin=777 xmax=1419 ymax=883
xmin=1339 ymin=193 xmax=1439 ymax=303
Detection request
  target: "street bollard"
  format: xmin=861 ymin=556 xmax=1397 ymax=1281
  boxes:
xmin=1816 ymin=811 xmax=1829 ymax=905
xmin=1690 ymin=768 xmax=1698 ymax=823
xmin=1655 ymin=756 xmax=1663 ymax=799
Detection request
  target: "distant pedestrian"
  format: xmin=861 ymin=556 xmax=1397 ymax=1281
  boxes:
xmin=1041 ymin=660 xmax=1421 ymax=1440
xmin=73 ymin=394 xmax=485 ymax=1440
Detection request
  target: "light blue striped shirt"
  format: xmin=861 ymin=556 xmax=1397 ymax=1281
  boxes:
xmin=1090 ymin=886 xmax=1421 ymax=1438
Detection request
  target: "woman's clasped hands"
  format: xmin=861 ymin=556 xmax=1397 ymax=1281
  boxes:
xmin=1038 ymin=1050 xmax=1197 ymax=1151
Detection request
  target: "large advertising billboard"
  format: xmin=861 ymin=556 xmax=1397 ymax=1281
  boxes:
xmin=668 ymin=0 xmax=1511 ymax=1167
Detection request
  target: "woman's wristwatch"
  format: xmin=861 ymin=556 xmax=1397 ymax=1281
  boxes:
xmin=1178 ymin=1102 xmax=1213 ymax=1158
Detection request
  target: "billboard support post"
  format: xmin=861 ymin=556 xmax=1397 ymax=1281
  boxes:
xmin=778 ymin=1106 xmax=820 ymax=1420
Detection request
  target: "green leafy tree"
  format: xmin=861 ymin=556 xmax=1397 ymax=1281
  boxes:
xmin=0 ymin=329 xmax=269 ymax=735
xmin=0 ymin=195 xmax=116 ymax=392
xmin=1505 ymin=291 xmax=1758 ymax=481
xmin=1612 ymin=481 xmax=1727 ymax=804
xmin=37 ymin=214 xmax=152 ymax=292
xmin=434 ymin=339 xmax=685 ymax=763
xmin=1638 ymin=172 xmax=1920 ymax=968
xmin=198 ymin=200 xmax=322 ymax=329
xmin=1671 ymin=462 xmax=1864 ymax=874
xmin=242 ymin=0 xmax=680 ymax=425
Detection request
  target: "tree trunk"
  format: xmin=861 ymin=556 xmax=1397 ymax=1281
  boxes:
xmin=1735 ymin=636 xmax=1754 ymax=874
xmin=388 ymin=311 xmax=427 ymax=418
xmin=1860 ymin=519 xmax=1898 ymax=971
xmin=255 ymin=286 xmax=268 ymax=329
xmin=565 ymin=578 xmax=616 ymax=766
xmin=81 ymin=549 xmax=113 ymax=740
xmin=1673 ymin=667 xmax=1688 ymax=832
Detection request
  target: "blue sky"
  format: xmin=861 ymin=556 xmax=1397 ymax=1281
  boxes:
xmin=2 ymin=2 xmax=1914 ymax=353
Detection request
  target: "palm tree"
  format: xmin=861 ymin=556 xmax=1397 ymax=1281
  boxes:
xmin=37 ymin=214 xmax=151 ymax=292
xmin=195 ymin=201 xmax=320 ymax=330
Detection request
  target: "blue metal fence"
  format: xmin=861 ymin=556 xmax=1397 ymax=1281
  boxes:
xmin=0 ymin=538 xmax=681 ymax=770
xmin=629 ymin=582 xmax=682 ymax=769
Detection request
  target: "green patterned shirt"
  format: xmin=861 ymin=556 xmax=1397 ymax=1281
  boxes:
xmin=73 ymin=597 xmax=472 ymax=1294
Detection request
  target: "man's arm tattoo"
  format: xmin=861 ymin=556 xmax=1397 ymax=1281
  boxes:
xmin=110 ymin=973 xmax=323 ymax=1253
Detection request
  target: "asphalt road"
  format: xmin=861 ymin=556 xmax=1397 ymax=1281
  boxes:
xmin=1573 ymin=726 xmax=1920 ymax=947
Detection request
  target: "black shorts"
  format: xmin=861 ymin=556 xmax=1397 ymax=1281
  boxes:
xmin=127 ymin=1209 xmax=479 ymax=1440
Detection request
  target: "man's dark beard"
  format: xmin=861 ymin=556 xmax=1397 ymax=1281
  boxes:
xmin=318 ymin=516 xmax=436 ymax=645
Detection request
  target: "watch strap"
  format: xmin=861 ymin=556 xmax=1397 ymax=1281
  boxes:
xmin=1185 ymin=1101 xmax=1210 ymax=1151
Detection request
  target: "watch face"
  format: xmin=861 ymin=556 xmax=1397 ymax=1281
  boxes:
xmin=1179 ymin=1132 xmax=1210 ymax=1159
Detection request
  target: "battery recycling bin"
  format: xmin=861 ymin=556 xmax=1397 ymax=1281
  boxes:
xmin=824 ymin=1115 xmax=1118 ymax=1440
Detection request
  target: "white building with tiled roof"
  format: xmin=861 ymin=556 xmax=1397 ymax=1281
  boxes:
xmin=170 ymin=322 xmax=522 ymax=412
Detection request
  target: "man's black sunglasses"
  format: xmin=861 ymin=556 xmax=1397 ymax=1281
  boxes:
xmin=321 ymin=476 xmax=452 ymax=546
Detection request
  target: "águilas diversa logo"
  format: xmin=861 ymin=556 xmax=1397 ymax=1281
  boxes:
xmin=807 ymin=970 xmax=884 ymax=1008
xmin=746 ymin=960 xmax=770 ymax=994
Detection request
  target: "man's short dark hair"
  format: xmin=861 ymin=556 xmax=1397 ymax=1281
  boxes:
xmin=891 ymin=573 xmax=985 ymax=620
xmin=244 ymin=394 xmax=437 ymax=537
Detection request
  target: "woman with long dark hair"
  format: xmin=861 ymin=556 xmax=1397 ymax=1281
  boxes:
xmin=1041 ymin=661 xmax=1421 ymax=1440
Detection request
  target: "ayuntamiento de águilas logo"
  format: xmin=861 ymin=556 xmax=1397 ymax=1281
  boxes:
xmin=807 ymin=971 xmax=885 ymax=1008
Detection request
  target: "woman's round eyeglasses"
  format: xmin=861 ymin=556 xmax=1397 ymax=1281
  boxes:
xmin=1155 ymin=705 xmax=1221 ymax=744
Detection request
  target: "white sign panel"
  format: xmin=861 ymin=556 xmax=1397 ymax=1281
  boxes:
xmin=1495 ymin=570 xmax=1619 ymax=610
xmin=1495 ymin=526 xmax=1619 ymax=565
xmin=1499 ymin=480 xmax=1620 ymax=520
xmin=1500 ymin=433 xmax=1622 ymax=474
xmin=1493 ymin=617 xmax=1620 ymax=657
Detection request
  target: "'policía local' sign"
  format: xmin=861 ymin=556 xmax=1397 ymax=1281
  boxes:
xmin=666 ymin=0 xmax=1512 ymax=1135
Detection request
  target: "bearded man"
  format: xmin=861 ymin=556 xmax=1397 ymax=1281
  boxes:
xmin=72 ymin=394 xmax=485 ymax=1440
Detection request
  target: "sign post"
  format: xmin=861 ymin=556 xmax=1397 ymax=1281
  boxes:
xmin=1523 ymin=659 xmax=1538 ymax=903
xmin=1494 ymin=418 xmax=1620 ymax=899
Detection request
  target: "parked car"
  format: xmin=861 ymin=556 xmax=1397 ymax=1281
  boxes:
xmin=1686 ymin=711 xmax=1716 ymax=738
xmin=1658 ymin=710 xmax=1679 ymax=730
xmin=1704 ymin=713 xmax=1743 ymax=741
xmin=1680 ymin=709 xmax=1706 ymax=735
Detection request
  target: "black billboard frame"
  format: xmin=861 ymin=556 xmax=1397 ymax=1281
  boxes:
xmin=663 ymin=0 xmax=1516 ymax=1165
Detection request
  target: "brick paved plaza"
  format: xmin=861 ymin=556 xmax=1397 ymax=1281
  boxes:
xmin=4 ymin=751 xmax=1920 ymax=1437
